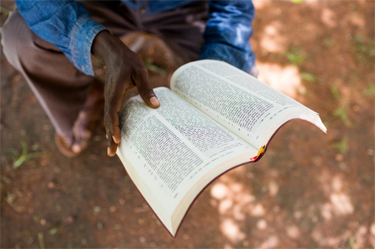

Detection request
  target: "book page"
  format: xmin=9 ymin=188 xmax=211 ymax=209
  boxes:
xmin=118 ymin=87 xmax=256 ymax=228
xmin=170 ymin=60 xmax=326 ymax=149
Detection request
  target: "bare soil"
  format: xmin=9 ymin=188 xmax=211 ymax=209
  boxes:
xmin=1 ymin=0 xmax=374 ymax=248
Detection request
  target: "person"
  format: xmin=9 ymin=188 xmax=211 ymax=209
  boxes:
xmin=1 ymin=0 xmax=257 ymax=158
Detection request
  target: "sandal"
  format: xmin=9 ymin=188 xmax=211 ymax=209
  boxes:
xmin=55 ymin=81 xmax=104 ymax=157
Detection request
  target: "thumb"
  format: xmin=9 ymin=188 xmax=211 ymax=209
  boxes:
xmin=133 ymin=67 xmax=160 ymax=108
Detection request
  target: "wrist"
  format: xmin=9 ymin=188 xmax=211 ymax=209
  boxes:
xmin=91 ymin=30 xmax=124 ymax=64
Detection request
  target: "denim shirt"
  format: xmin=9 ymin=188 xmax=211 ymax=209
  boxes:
xmin=15 ymin=0 xmax=255 ymax=76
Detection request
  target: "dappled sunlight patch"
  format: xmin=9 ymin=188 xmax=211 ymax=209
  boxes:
xmin=268 ymin=180 xmax=279 ymax=197
xmin=223 ymin=243 xmax=233 ymax=249
xmin=210 ymin=183 xmax=229 ymax=200
xmin=304 ymin=0 xmax=320 ymax=5
xmin=286 ymin=225 xmax=301 ymax=239
xmin=354 ymin=226 xmax=367 ymax=249
xmin=229 ymin=182 xmax=243 ymax=194
xmin=257 ymin=219 xmax=267 ymax=230
xmin=320 ymin=203 xmax=333 ymax=220
xmin=341 ymin=11 xmax=365 ymax=29
xmin=251 ymin=203 xmax=265 ymax=217
xmin=319 ymin=173 xmax=354 ymax=220
xmin=321 ymin=8 xmax=337 ymax=27
xmin=220 ymin=219 xmax=245 ymax=243
xmin=252 ymin=0 xmax=272 ymax=9
xmin=219 ymin=199 xmax=233 ymax=214
xmin=311 ymin=230 xmax=343 ymax=247
xmin=261 ymin=235 xmax=279 ymax=248
xmin=260 ymin=22 xmax=287 ymax=53
xmin=209 ymin=174 xmax=271 ymax=244
xmin=257 ymin=62 xmax=305 ymax=99
xmin=332 ymin=175 xmax=343 ymax=192
xmin=330 ymin=193 xmax=354 ymax=215
xmin=370 ymin=223 xmax=375 ymax=248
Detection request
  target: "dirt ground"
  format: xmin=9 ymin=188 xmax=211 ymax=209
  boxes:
xmin=1 ymin=0 xmax=374 ymax=248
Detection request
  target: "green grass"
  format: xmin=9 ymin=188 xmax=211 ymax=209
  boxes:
xmin=335 ymin=135 xmax=349 ymax=154
xmin=363 ymin=84 xmax=375 ymax=96
xmin=322 ymin=38 xmax=334 ymax=48
xmin=286 ymin=48 xmax=306 ymax=66
xmin=291 ymin=0 xmax=304 ymax=3
xmin=352 ymin=34 xmax=375 ymax=64
xmin=9 ymin=141 xmax=45 ymax=170
xmin=49 ymin=228 xmax=58 ymax=235
xmin=38 ymin=233 xmax=46 ymax=249
xmin=300 ymin=72 xmax=316 ymax=82
xmin=330 ymin=85 xmax=341 ymax=100
xmin=333 ymin=106 xmax=351 ymax=127
xmin=5 ymin=192 xmax=15 ymax=204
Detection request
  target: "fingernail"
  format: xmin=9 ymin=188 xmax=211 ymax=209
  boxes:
xmin=106 ymin=134 xmax=108 ymax=139
xmin=150 ymin=97 xmax=160 ymax=106
xmin=112 ymin=136 xmax=118 ymax=143
xmin=107 ymin=147 xmax=110 ymax=155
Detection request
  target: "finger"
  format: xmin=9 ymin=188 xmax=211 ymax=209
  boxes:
xmin=132 ymin=66 xmax=160 ymax=108
xmin=112 ymin=114 xmax=121 ymax=144
xmin=106 ymin=130 xmax=117 ymax=156
xmin=107 ymin=95 xmax=125 ymax=144
xmin=104 ymin=77 xmax=129 ymax=144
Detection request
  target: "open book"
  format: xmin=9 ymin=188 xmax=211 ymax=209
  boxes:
xmin=116 ymin=60 xmax=326 ymax=236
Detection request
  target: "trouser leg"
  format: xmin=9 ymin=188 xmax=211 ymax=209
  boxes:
xmin=137 ymin=1 xmax=209 ymax=63
xmin=1 ymin=2 xmax=209 ymax=139
xmin=1 ymin=11 xmax=94 ymax=139
xmin=0 ymin=3 xmax=144 ymax=139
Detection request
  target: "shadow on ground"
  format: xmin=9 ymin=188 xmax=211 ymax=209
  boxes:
xmin=1 ymin=0 xmax=374 ymax=248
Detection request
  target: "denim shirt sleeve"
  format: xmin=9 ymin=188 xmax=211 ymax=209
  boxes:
xmin=199 ymin=0 xmax=256 ymax=73
xmin=15 ymin=0 xmax=107 ymax=76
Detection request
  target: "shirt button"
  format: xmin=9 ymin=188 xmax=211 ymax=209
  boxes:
xmin=140 ymin=8 xmax=146 ymax=14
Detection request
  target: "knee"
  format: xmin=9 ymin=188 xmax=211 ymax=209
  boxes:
xmin=1 ymin=11 xmax=26 ymax=70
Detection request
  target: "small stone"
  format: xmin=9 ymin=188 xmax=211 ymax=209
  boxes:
xmin=64 ymin=215 xmax=74 ymax=224
xmin=47 ymin=182 xmax=54 ymax=188
xmin=109 ymin=206 xmax=116 ymax=212
xmin=93 ymin=206 xmax=101 ymax=216
xmin=119 ymin=199 xmax=125 ymax=205
xmin=40 ymin=219 xmax=46 ymax=225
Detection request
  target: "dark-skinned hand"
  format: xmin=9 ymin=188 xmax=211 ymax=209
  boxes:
xmin=92 ymin=31 xmax=160 ymax=157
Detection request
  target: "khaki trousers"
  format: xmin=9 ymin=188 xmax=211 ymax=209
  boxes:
xmin=1 ymin=1 xmax=208 ymax=138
